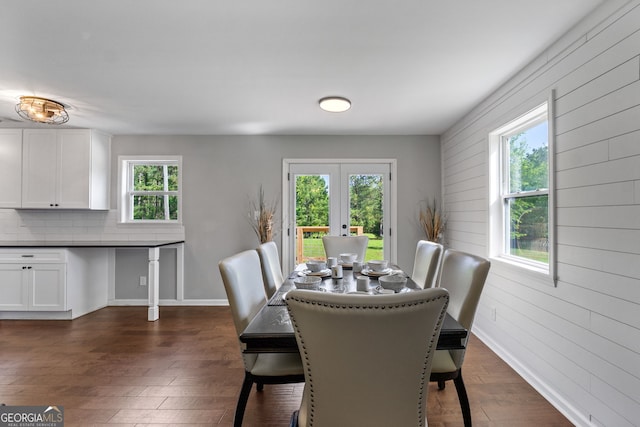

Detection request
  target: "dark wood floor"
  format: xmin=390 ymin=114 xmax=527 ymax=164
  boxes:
xmin=0 ymin=306 xmax=572 ymax=426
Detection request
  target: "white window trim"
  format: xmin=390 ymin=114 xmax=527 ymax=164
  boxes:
xmin=118 ymin=155 xmax=183 ymax=224
xmin=488 ymin=92 xmax=556 ymax=286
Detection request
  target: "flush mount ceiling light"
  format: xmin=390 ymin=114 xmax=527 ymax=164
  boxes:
xmin=319 ymin=96 xmax=351 ymax=113
xmin=16 ymin=96 xmax=70 ymax=125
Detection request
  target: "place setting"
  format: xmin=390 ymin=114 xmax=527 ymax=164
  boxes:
xmin=298 ymin=260 xmax=332 ymax=277
xmin=359 ymin=259 xmax=393 ymax=276
xmin=337 ymin=252 xmax=358 ymax=269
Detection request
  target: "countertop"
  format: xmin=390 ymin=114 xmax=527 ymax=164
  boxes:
xmin=0 ymin=240 xmax=185 ymax=248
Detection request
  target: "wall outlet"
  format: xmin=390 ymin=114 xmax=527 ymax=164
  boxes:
xmin=139 ymin=276 xmax=147 ymax=286
xmin=490 ymin=307 xmax=497 ymax=321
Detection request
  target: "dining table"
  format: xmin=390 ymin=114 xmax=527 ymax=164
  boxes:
xmin=239 ymin=264 xmax=468 ymax=354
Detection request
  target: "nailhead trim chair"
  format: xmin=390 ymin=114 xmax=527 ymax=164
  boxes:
xmin=431 ymin=249 xmax=490 ymax=427
xmin=219 ymin=250 xmax=305 ymax=427
xmin=256 ymin=241 xmax=284 ymax=299
xmin=286 ymin=288 xmax=449 ymax=427
xmin=321 ymin=235 xmax=369 ymax=261
xmin=411 ymin=240 xmax=443 ymax=288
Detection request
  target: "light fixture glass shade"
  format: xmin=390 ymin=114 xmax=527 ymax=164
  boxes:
xmin=16 ymin=96 xmax=69 ymax=124
xmin=319 ymin=96 xmax=351 ymax=113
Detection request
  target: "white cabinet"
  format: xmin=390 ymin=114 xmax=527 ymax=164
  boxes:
xmin=0 ymin=248 xmax=109 ymax=319
xmin=0 ymin=129 xmax=23 ymax=208
xmin=30 ymin=264 xmax=66 ymax=311
xmin=0 ymin=251 xmax=66 ymax=311
xmin=0 ymin=264 xmax=28 ymax=309
xmin=21 ymin=129 xmax=110 ymax=209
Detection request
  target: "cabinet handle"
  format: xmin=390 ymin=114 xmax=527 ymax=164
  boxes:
xmin=27 ymin=266 xmax=32 ymax=269
xmin=50 ymin=203 xmax=54 ymax=207
xmin=21 ymin=255 xmax=34 ymax=258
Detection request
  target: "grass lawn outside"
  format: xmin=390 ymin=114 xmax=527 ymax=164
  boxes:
xmin=300 ymin=233 xmax=383 ymax=262
xmin=512 ymin=248 xmax=548 ymax=263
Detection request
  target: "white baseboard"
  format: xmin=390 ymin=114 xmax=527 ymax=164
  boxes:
xmin=0 ymin=305 xmax=109 ymax=320
xmin=108 ymin=299 xmax=229 ymax=306
xmin=473 ymin=326 xmax=590 ymax=427
xmin=0 ymin=311 xmax=73 ymax=320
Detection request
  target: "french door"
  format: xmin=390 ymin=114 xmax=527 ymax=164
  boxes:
xmin=282 ymin=159 xmax=396 ymax=272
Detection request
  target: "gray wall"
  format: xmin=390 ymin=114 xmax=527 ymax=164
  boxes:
xmin=441 ymin=1 xmax=640 ymax=425
xmin=111 ymin=135 xmax=441 ymax=300
xmin=115 ymin=248 xmax=177 ymax=300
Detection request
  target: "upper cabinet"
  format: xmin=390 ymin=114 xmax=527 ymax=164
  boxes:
xmin=0 ymin=129 xmax=23 ymax=208
xmin=13 ymin=129 xmax=111 ymax=210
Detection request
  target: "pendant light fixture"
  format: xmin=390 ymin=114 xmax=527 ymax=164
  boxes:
xmin=16 ymin=96 xmax=70 ymax=124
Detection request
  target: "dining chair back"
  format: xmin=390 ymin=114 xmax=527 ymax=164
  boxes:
xmin=219 ymin=250 xmax=304 ymax=427
xmin=431 ymin=249 xmax=490 ymax=427
xmin=256 ymin=241 xmax=284 ymax=298
xmin=411 ymin=240 xmax=443 ymax=288
xmin=286 ymin=288 xmax=449 ymax=427
xmin=321 ymin=235 xmax=369 ymax=261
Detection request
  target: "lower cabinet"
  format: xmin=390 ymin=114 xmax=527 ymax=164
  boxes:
xmin=0 ymin=248 xmax=109 ymax=319
xmin=0 ymin=263 xmax=65 ymax=311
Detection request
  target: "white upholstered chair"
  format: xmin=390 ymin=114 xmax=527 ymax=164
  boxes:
xmin=219 ymin=250 xmax=304 ymax=427
xmin=256 ymin=241 xmax=284 ymax=299
xmin=321 ymin=235 xmax=369 ymax=261
xmin=411 ymin=240 xmax=443 ymax=288
xmin=431 ymin=249 xmax=490 ymax=427
xmin=286 ymin=288 xmax=449 ymax=427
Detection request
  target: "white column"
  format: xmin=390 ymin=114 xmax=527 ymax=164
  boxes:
xmin=148 ymin=247 xmax=160 ymax=321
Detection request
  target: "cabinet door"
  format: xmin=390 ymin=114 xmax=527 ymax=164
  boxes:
xmin=58 ymin=130 xmax=92 ymax=208
xmin=0 ymin=264 xmax=29 ymax=310
xmin=22 ymin=130 xmax=58 ymax=208
xmin=0 ymin=129 xmax=23 ymax=208
xmin=29 ymin=264 xmax=66 ymax=311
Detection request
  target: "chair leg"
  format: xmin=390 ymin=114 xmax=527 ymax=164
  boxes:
xmin=234 ymin=373 xmax=254 ymax=427
xmin=257 ymin=382 xmax=264 ymax=391
xmin=437 ymin=380 xmax=446 ymax=390
xmin=453 ymin=370 xmax=472 ymax=427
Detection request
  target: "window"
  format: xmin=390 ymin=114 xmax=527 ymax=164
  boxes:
xmin=119 ymin=156 xmax=182 ymax=223
xmin=489 ymin=100 xmax=555 ymax=282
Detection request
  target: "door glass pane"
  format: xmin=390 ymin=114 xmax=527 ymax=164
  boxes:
xmin=349 ymin=174 xmax=384 ymax=261
xmin=295 ymin=175 xmax=330 ymax=264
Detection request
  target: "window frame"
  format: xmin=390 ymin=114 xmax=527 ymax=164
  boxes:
xmin=488 ymin=95 xmax=556 ymax=286
xmin=118 ymin=155 xmax=183 ymax=224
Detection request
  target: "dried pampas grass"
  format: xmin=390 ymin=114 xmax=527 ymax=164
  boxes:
xmin=419 ymin=198 xmax=446 ymax=243
xmin=250 ymin=186 xmax=278 ymax=244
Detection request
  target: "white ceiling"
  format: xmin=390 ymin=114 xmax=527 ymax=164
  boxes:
xmin=0 ymin=0 xmax=604 ymax=136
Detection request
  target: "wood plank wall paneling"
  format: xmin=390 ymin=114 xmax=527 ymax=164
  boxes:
xmin=440 ymin=0 xmax=640 ymax=425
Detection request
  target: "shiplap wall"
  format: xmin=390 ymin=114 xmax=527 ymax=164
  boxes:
xmin=440 ymin=1 xmax=640 ymax=426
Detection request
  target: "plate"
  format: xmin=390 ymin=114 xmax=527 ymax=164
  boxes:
xmin=299 ymin=269 xmax=331 ymax=277
xmin=361 ymin=267 xmax=393 ymax=277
